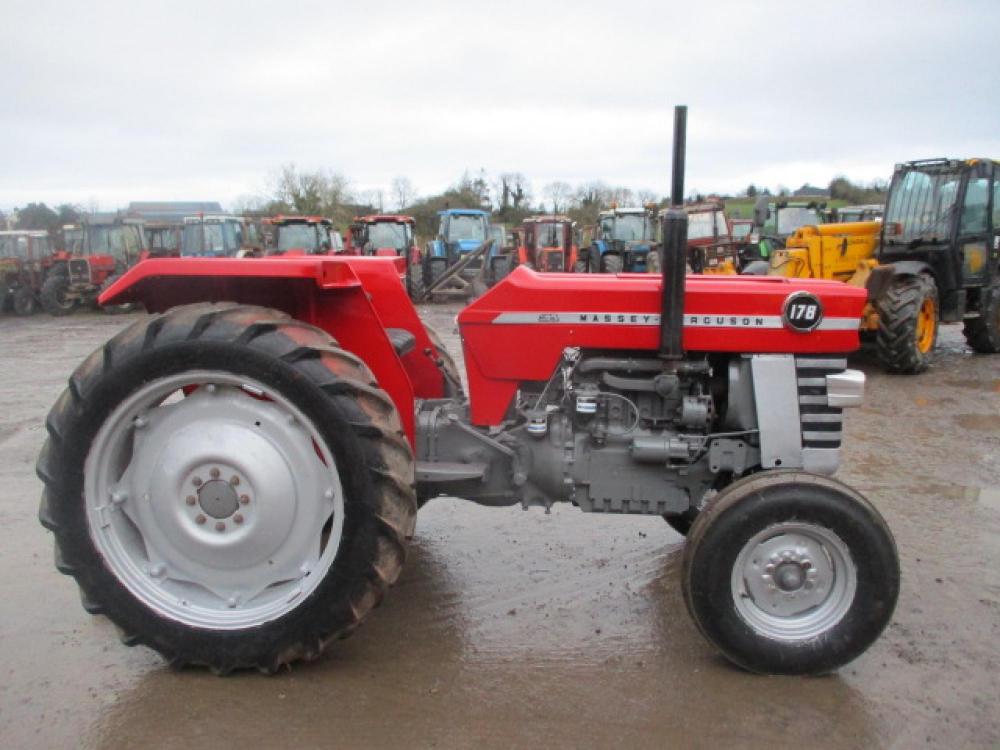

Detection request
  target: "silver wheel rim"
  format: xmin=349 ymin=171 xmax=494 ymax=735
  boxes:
xmin=731 ymin=521 xmax=856 ymax=641
xmin=84 ymin=370 xmax=344 ymax=630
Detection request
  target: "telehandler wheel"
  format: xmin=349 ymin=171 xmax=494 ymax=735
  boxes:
xmin=41 ymin=273 xmax=76 ymax=316
xmin=37 ymin=304 xmax=416 ymax=673
xmin=962 ymin=282 xmax=1000 ymax=353
xmin=100 ymin=274 xmax=140 ymax=314
xmin=682 ymin=471 xmax=898 ymax=675
xmin=12 ymin=287 xmax=37 ymax=316
xmin=600 ymin=254 xmax=623 ymax=274
xmin=875 ymin=274 xmax=938 ymax=373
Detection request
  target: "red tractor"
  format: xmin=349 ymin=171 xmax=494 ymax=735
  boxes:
xmin=0 ymin=230 xmax=53 ymax=315
xmin=41 ymin=216 xmax=146 ymax=316
xmin=514 ymin=215 xmax=579 ymax=272
xmin=347 ymin=214 xmax=423 ymax=297
xmin=37 ymin=108 xmax=898 ymax=676
xmin=263 ymin=215 xmax=336 ymax=256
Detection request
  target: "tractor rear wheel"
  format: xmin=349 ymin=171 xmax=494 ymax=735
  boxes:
xmin=682 ymin=471 xmax=898 ymax=675
xmin=600 ymin=254 xmax=623 ymax=274
xmin=875 ymin=274 xmax=938 ymax=373
xmin=573 ymin=257 xmax=589 ymax=273
xmin=12 ymin=287 xmax=37 ymax=316
xmin=41 ymin=273 xmax=76 ymax=316
xmin=37 ymin=303 xmax=416 ymax=673
xmin=962 ymin=283 xmax=1000 ymax=353
xmin=406 ymin=263 xmax=426 ymax=302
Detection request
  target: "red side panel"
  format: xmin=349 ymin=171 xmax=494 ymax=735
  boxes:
xmin=458 ymin=266 xmax=867 ymax=425
xmin=99 ymin=256 xmax=438 ymax=444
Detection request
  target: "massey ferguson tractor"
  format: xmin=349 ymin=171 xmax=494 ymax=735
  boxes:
xmin=514 ymin=215 xmax=579 ymax=272
xmin=41 ymin=215 xmax=146 ymax=316
xmin=346 ymin=214 xmax=423 ymax=297
xmin=264 ymin=215 xmax=336 ymax=256
xmin=37 ymin=108 xmax=899 ymax=676
xmin=648 ymin=201 xmax=741 ymax=275
xmin=760 ymin=158 xmax=1000 ymax=372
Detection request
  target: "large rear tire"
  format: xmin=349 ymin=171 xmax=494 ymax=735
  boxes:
xmin=12 ymin=286 xmax=37 ymax=316
xmin=600 ymin=254 xmax=623 ymax=274
xmin=41 ymin=273 xmax=76 ymax=316
xmin=37 ymin=304 xmax=416 ymax=673
xmin=875 ymin=274 xmax=937 ymax=373
xmin=682 ymin=471 xmax=898 ymax=675
xmin=406 ymin=262 xmax=426 ymax=302
xmin=962 ymin=282 xmax=1000 ymax=353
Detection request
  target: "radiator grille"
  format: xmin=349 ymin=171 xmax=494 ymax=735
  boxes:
xmin=795 ymin=357 xmax=846 ymax=449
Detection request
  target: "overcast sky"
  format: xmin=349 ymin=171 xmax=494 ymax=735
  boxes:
xmin=2 ymin=0 xmax=998 ymax=211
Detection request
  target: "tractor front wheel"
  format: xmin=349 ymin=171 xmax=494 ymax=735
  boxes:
xmin=962 ymin=282 xmax=1000 ymax=353
xmin=875 ymin=274 xmax=938 ymax=373
xmin=600 ymin=254 xmax=623 ymax=274
xmin=41 ymin=273 xmax=76 ymax=316
xmin=100 ymin=274 xmax=140 ymax=314
xmin=406 ymin=262 xmax=426 ymax=302
xmin=682 ymin=471 xmax=898 ymax=675
xmin=37 ymin=304 xmax=416 ymax=673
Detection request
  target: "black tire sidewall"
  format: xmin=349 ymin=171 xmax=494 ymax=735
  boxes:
xmin=684 ymin=478 xmax=899 ymax=674
xmin=51 ymin=339 xmax=385 ymax=666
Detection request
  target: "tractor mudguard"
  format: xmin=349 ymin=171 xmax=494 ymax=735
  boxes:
xmin=866 ymin=260 xmax=934 ymax=303
xmin=100 ymin=255 xmax=449 ymax=444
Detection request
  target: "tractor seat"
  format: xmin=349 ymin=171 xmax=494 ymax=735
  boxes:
xmin=385 ymin=328 xmax=416 ymax=357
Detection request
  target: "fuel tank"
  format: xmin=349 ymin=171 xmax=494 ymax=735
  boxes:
xmin=458 ymin=266 xmax=867 ymax=425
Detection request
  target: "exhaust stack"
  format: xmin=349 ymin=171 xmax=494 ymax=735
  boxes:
xmin=659 ymin=105 xmax=688 ymax=360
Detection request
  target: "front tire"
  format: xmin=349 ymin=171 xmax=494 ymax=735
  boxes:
xmin=682 ymin=472 xmax=898 ymax=675
xmin=406 ymin=262 xmax=426 ymax=302
xmin=875 ymin=274 xmax=938 ymax=373
xmin=100 ymin=274 xmax=140 ymax=314
xmin=37 ymin=304 xmax=416 ymax=673
xmin=963 ymin=282 xmax=1000 ymax=353
xmin=41 ymin=273 xmax=76 ymax=316
xmin=12 ymin=286 xmax=37 ymax=315
xmin=600 ymin=253 xmax=623 ymax=274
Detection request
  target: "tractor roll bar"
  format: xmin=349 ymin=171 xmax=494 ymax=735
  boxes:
xmin=659 ymin=105 xmax=688 ymax=360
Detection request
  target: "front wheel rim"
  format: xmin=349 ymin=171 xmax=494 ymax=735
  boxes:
xmin=916 ymin=297 xmax=936 ymax=353
xmin=84 ymin=370 xmax=345 ymax=630
xmin=731 ymin=521 xmax=857 ymax=641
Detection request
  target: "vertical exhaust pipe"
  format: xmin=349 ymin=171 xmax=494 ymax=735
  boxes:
xmin=659 ymin=105 xmax=688 ymax=360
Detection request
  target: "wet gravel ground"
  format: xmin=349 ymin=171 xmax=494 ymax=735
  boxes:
xmin=0 ymin=306 xmax=997 ymax=749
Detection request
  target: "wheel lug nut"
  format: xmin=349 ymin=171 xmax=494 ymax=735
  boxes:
xmin=233 ymin=513 xmax=244 ymax=525
xmin=185 ymin=495 xmax=197 ymax=506
xmin=192 ymin=476 xmax=202 ymax=487
xmin=134 ymin=416 xmax=148 ymax=429
xmin=195 ymin=514 xmax=206 ymax=525
xmin=210 ymin=468 xmax=220 ymax=479
xmin=111 ymin=490 xmax=128 ymax=505
xmin=230 ymin=475 xmax=240 ymax=486
xmin=215 ymin=521 xmax=226 ymax=532
xmin=240 ymin=494 xmax=250 ymax=505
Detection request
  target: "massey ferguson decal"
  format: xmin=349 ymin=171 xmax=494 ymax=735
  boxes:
xmin=491 ymin=309 xmax=855 ymax=331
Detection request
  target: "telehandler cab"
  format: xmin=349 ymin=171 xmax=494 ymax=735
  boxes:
xmin=37 ymin=108 xmax=898 ymax=676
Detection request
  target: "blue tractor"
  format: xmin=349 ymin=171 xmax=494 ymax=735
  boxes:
xmin=422 ymin=208 xmax=510 ymax=298
xmin=581 ymin=206 xmax=657 ymax=273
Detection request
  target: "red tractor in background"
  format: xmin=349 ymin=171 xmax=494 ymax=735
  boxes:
xmin=41 ymin=215 xmax=146 ymax=316
xmin=0 ymin=230 xmax=53 ymax=315
xmin=262 ymin=215 xmax=337 ymax=256
xmin=513 ymin=215 xmax=579 ymax=271
xmin=347 ymin=214 xmax=423 ymax=297
xmin=37 ymin=107 xmax=899 ymax=677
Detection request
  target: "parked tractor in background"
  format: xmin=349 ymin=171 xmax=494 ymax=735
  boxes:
xmin=752 ymin=197 xmax=826 ymax=259
xmin=514 ymin=215 xmax=579 ymax=272
xmin=582 ymin=206 xmax=657 ymax=273
xmin=346 ymin=214 xmax=423 ymax=297
xmin=37 ymin=107 xmax=899 ymax=677
xmin=651 ymin=201 xmax=741 ymax=275
xmin=142 ymin=222 xmax=182 ymax=257
xmin=264 ymin=216 xmax=336 ymax=256
xmin=0 ymin=230 xmax=52 ymax=315
xmin=764 ymin=158 xmax=1000 ymax=372
xmin=41 ymin=215 xmax=146 ymax=316
xmin=420 ymin=208 xmax=510 ymax=300
xmin=831 ymin=204 xmax=884 ymax=224
xmin=181 ymin=214 xmax=260 ymax=258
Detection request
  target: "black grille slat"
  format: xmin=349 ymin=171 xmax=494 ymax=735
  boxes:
xmin=795 ymin=356 xmax=844 ymax=449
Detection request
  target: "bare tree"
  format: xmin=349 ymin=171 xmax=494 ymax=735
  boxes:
xmin=391 ymin=177 xmax=416 ymax=211
xmin=543 ymin=181 xmax=573 ymax=213
xmin=637 ymin=189 xmax=659 ymax=206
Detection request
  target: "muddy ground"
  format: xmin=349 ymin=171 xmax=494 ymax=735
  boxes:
xmin=0 ymin=306 xmax=997 ymax=749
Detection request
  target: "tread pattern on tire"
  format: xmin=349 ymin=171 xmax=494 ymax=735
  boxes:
xmin=962 ymin=283 xmax=1000 ymax=353
xmin=40 ymin=273 xmax=75 ymax=317
xmin=600 ymin=253 xmax=623 ymax=274
xmin=37 ymin=303 xmax=416 ymax=673
xmin=875 ymin=274 xmax=937 ymax=373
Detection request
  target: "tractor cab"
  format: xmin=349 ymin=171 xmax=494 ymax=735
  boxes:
xmin=878 ymin=158 xmax=1000 ymax=324
xmin=753 ymin=197 xmax=826 ymax=256
xmin=587 ymin=206 xmax=657 ymax=272
xmin=181 ymin=215 xmax=251 ymax=258
xmin=518 ymin=215 xmax=578 ymax=272
xmin=350 ymin=214 xmax=416 ymax=258
xmin=833 ymin=204 xmax=883 ymax=223
xmin=143 ymin=222 xmax=181 ymax=257
xmin=680 ymin=201 xmax=739 ymax=274
xmin=266 ymin=216 xmax=335 ymax=256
